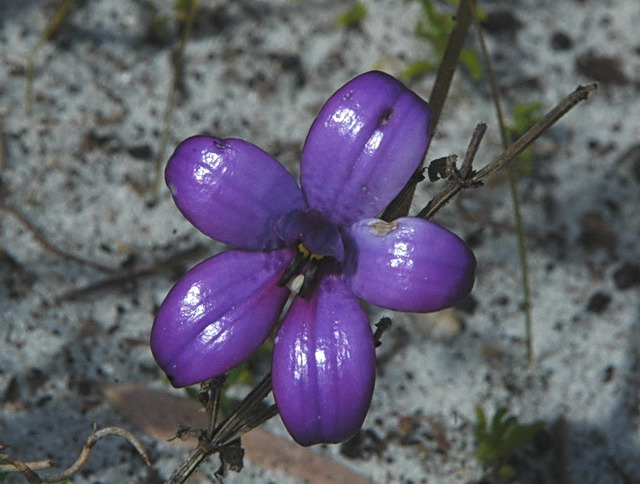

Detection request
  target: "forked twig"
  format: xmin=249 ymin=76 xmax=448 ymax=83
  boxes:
xmin=418 ymin=83 xmax=598 ymax=220
xmin=166 ymin=375 xmax=276 ymax=484
xmin=0 ymin=426 xmax=150 ymax=483
xmin=166 ymin=314 xmax=394 ymax=483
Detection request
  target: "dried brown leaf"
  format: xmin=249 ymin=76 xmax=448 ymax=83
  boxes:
xmin=102 ymin=383 xmax=371 ymax=484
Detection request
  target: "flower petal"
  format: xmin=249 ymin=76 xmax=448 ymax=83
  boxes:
xmin=301 ymin=71 xmax=432 ymax=227
xmin=166 ymin=136 xmax=306 ymax=250
xmin=343 ymin=217 xmax=476 ymax=312
xmin=272 ymin=275 xmax=376 ymax=446
xmin=151 ymin=249 xmax=293 ymax=387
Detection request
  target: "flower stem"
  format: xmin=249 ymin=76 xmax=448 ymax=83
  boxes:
xmin=473 ymin=12 xmax=535 ymax=364
xmin=381 ymin=0 xmax=475 ymax=221
xmin=165 ymin=373 xmax=277 ymax=484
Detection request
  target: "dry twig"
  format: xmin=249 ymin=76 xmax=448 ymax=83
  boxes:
xmin=0 ymin=426 xmax=150 ymax=483
xmin=56 ymin=243 xmax=209 ymax=301
xmin=166 ymin=375 xmax=277 ymax=484
xmin=418 ymin=83 xmax=598 ymax=220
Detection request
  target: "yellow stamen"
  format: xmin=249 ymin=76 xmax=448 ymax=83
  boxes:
xmin=297 ymin=243 xmax=324 ymax=261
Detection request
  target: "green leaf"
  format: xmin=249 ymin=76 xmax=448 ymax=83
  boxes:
xmin=474 ymin=405 xmax=488 ymax=440
xmin=174 ymin=0 xmax=199 ymax=24
xmin=400 ymin=59 xmax=434 ymax=81
xmin=510 ymin=102 xmax=543 ymax=134
xmin=507 ymin=102 xmax=543 ymax=175
xmin=337 ymin=2 xmax=367 ymax=28
xmin=474 ymin=406 xmax=545 ymax=477
xmin=460 ymin=48 xmax=483 ymax=80
xmin=498 ymin=464 xmax=516 ymax=478
xmin=409 ymin=0 xmax=483 ymax=81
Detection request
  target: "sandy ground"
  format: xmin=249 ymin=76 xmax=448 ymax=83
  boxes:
xmin=1 ymin=0 xmax=640 ymax=483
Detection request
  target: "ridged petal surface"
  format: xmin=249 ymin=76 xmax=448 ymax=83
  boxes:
xmin=166 ymin=136 xmax=306 ymax=250
xmin=272 ymin=275 xmax=376 ymax=446
xmin=301 ymin=71 xmax=432 ymax=227
xmin=343 ymin=217 xmax=476 ymax=312
xmin=151 ymin=249 xmax=292 ymax=387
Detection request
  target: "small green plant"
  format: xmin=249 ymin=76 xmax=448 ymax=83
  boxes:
xmin=337 ymin=2 xmax=367 ymax=28
xmin=474 ymin=406 xmax=545 ymax=478
xmin=401 ymin=0 xmax=484 ymax=81
xmin=25 ymin=0 xmax=79 ymax=114
xmin=184 ymin=340 xmax=273 ymax=416
xmin=506 ymin=102 xmax=544 ymax=175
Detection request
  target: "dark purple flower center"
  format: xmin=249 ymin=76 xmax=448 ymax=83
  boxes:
xmin=275 ymin=208 xmax=345 ymax=298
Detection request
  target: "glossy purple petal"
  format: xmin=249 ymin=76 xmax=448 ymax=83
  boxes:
xmin=272 ymin=275 xmax=376 ymax=446
xmin=301 ymin=71 xmax=432 ymax=227
xmin=166 ymin=136 xmax=306 ymax=250
xmin=151 ymin=249 xmax=293 ymax=387
xmin=343 ymin=217 xmax=476 ymax=312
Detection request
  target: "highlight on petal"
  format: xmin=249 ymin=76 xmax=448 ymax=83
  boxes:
xmin=272 ymin=275 xmax=376 ymax=446
xmin=301 ymin=71 xmax=432 ymax=227
xmin=343 ymin=217 xmax=476 ymax=313
xmin=151 ymin=249 xmax=293 ymax=387
xmin=166 ymin=136 xmax=306 ymax=250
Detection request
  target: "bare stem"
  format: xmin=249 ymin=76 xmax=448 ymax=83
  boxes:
xmin=381 ymin=0 xmax=475 ymax=221
xmin=0 ymin=459 xmax=53 ymax=473
xmin=56 ymin=243 xmax=208 ymax=301
xmin=472 ymin=13 xmax=535 ymax=363
xmin=427 ymin=0 xmax=476 ymax=132
xmin=166 ymin=373 xmax=278 ymax=484
xmin=418 ymin=83 xmax=597 ymax=221
xmin=0 ymin=426 xmax=150 ymax=484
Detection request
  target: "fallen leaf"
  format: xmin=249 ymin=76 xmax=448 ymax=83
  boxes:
xmin=102 ymin=383 xmax=372 ymax=484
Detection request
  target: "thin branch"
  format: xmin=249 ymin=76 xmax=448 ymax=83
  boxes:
xmin=427 ymin=0 xmax=476 ymax=133
xmin=166 ymin=373 xmax=277 ymax=484
xmin=418 ymin=83 xmax=597 ymax=220
xmin=472 ymin=84 xmax=597 ymax=181
xmin=0 ymin=426 xmax=149 ymax=484
xmin=473 ymin=14 xmax=534 ymax=364
xmin=460 ymin=122 xmax=487 ymax=178
xmin=0 ymin=459 xmax=53 ymax=473
xmin=0 ymin=202 xmax=116 ymax=273
xmin=56 ymin=243 xmax=209 ymax=301
xmin=201 ymin=376 xmax=226 ymax=441
xmin=418 ymin=122 xmax=486 ymax=218
xmin=212 ymin=374 xmax=275 ymax=446
xmin=381 ymin=0 xmax=475 ymax=221
xmin=0 ymin=453 xmax=41 ymax=484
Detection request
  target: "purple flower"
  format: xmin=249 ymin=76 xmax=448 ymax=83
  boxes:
xmin=151 ymin=71 xmax=476 ymax=446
